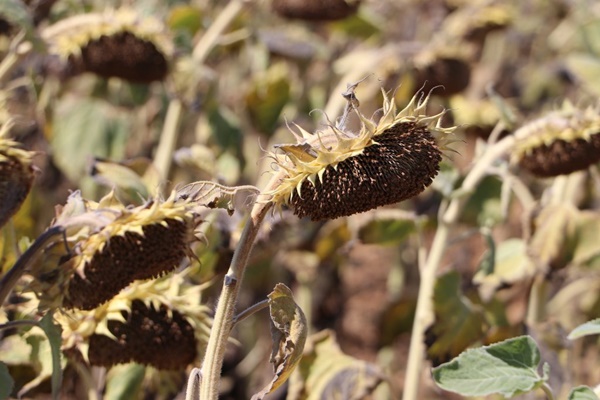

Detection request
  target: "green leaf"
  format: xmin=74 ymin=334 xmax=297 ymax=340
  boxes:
xmin=568 ymin=386 xmax=600 ymax=400
xmin=427 ymin=271 xmax=486 ymax=364
xmin=52 ymin=98 xmax=129 ymax=184
xmin=0 ymin=0 xmax=33 ymax=32
xmin=245 ymin=62 xmax=291 ymax=136
xmin=432 ymin=335 xmax=548 ymax=398
xmin=104 ymin=364 xmax=146 ymax=400
xmin=168 ymin=5 xmax=203 ymax=35
xmin=573 ymin=212 xmax=600 ymax=267
xmin=567 ymin=318 xmax=600 ymax=340
xmin=251 ymin=284 xmax=307 ymax=400
xmin=0 ymin=361 xmax=14 ymax=400
xmin=39 ymin=313 xmax=63 ymax=400
xmin=565 ymin=54 xmax=600 ymax=96
xmin=357 ymin=213 xmax=416 ymax=245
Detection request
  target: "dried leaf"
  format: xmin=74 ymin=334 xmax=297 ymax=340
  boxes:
xmin=474 ymin=238 xmax=537 ymax=300
xmin=528 ymin=203 xmax=578 ymax=270
xmin=175 ymin=181 xmax=259 ymax=214
xmin=287 ymin=330 xmax=385 ymax=400
xmin=251 ymin=283 xmax=307 ymax=400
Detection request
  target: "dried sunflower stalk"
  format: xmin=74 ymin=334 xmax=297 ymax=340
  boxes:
xmin=513 ymin=102 xmax=600 ymax=177
xmin=266 ymin=88 xmax=455 ymax=220
xmin=56 ymin=273 xmax=212 ymax=370
xmin=28 ymin=190 xmax=203 ymax=311
xmin=41 ymin=7 xmax=172 ymax=83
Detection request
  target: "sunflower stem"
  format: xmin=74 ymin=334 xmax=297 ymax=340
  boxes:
xmin=196 ymin=196 xmax=273 ymax=400
xmin=153 ymin=98 xmax=182 ymax=188
xmin=402 ymin=133 xmax=517 ymax=400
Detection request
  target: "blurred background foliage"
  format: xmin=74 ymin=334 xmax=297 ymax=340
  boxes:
xmin=1 ymin=0 xmax=600 ymax=398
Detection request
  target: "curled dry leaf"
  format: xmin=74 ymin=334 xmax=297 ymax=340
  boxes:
xmin=288 ymin=330 xmax=386 ymax=400
xmin=251 ymin=283 xmax=307 ymax=400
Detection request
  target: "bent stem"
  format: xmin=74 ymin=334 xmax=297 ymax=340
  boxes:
xmin=402 ymin=134 xmax=517 ymax=400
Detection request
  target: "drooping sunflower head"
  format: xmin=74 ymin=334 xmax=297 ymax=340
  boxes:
xmin=271 ymin=0 xmax=361 ymax=21
xmin=56 ymin=274 xmax=212 ymax=370
xmin=28 ymin=190 xmax=203 ymax=311
xmin=42 ymin=8 xmax=172 ymax=83
xmin=0 ymin=110 xmax=35 ymax=228
xmin=513 ymin=102 xmax=600 ymax=177
xmin=266 ymin=87 xmax=455 ymax=220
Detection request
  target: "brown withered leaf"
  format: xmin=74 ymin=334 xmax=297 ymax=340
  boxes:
xmin=251 ymin=283 xmax=307 ymax=400
xmin=287 ymin=330 xmax=386 ymax=400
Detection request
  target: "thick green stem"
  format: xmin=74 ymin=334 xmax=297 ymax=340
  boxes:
xmin=402 ymin=134 xmax=517 ymax=400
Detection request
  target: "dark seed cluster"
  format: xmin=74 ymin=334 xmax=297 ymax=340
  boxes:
xmin=272 ymin=0 xmax=360 ymax=21
xmin=0 ymin=155 xmax=34 ymax=228
xmin=68 ymin=31 xmax=168 ymax=83
xmin=518 ymin=133 xmax=600 ymax=177
xmin=88 ymin=300 xmax=197 ymax=369
xmin=290 ymin=122 xmax=442 ymax=220
xmin=65 ymin=218 xmax=190 ymax=310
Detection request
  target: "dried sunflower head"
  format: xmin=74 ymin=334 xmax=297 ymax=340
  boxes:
xmin=513 ymin=103 xmax=600 ymax=177
xmin=271 ymin=0 xmax=360 ymax=21
xmin=0 ymin=119 xmax=35 ymax=229
xmin=42 ymin=8 xmax=172 ymax=83
xmin=266 ymin=87 xmax=455 ymax=220
xmin=56 ymin=274 xmax=211 ymax=370
xmin=28 ymin=190 xmax=203 ymax=310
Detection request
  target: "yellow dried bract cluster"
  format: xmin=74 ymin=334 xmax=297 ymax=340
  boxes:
xmin=267 ymin=90 xmax=455 ymax=220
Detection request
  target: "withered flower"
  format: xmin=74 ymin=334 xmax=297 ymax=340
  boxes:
xmin=29 ymin=190 xmax=202 ymax=310
xmin=513 ymin=103 xmax=600 ymax=177
xmin=56 ymin=275 xmax=211 ymax=370
xmin=271 ymin=0 xmax=360 ymax=21
xmin=267 ymin=88 xmax=455 ymax=220
xmin=42 ymin=8 xmax=172 ymax=83
xmin=0 ymin=137 xmax=35 ymax=228
xmin=0 ymin=107 xmax=35 ymax=228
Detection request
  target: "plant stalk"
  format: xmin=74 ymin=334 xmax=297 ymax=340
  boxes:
xmin=197 ymin=188 xmax=275 ymax=399
xmin=402 ymin=133 xmax=517 ymax=400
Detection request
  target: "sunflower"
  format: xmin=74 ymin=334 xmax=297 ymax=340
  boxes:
xmin=56 ymin=273 xmax=212 ymax=370
xmin=41 ymin=8 xmax=172 ymax=83
xmin=513 ymin=103 xmax=600 ymax=177
xmin=28 ymin=190 xmax=203 ymax=310
xmin=0 ymin=101 xmax=35 ymax=229
xmin=271 ymin=0 xmax=361 ymax=21
xmin=266 ymin=87 xmax=455 ymax=220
